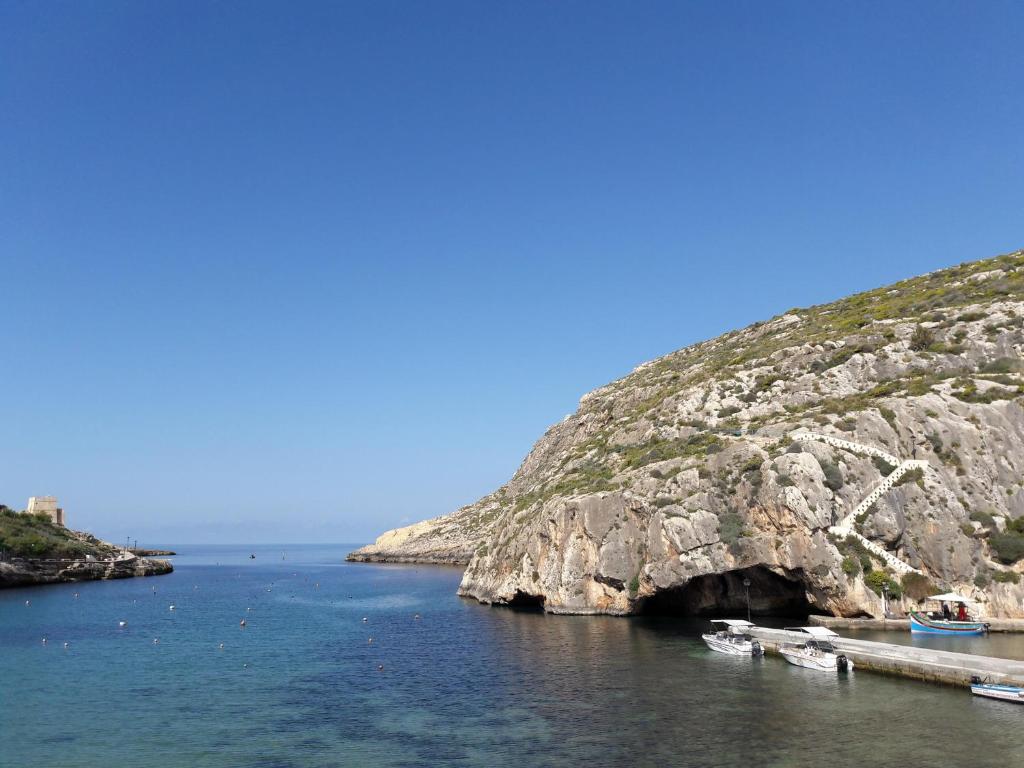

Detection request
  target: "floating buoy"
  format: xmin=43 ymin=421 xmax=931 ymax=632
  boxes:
xmin=240 ymin=619 xmax=246 ymax=627
xmin=246 ymin=607 xmax=252 ymax=612
xmin=219 ymin=643 xmax=224 ymax=650
xmin=169 ymin=605 xmax=175 ymax=611
xmin=362 ymin=617 xmax=368 ymax=623
xmin=63 ymin=642 xmax=70 ymax=649
xmin=74 ymin=593 xmax=79 ymax=599
xmin=25 ymin=600 xmax=30 ymax=606
xmin=119 ymin=621 xmax=127 ymax=628
xmin=42 ymin=637 xmax=47 ymax=644
xmin=153 ymin=638 xmax=159 ymax=644
xmin=243 ymin=663 xmax=249 ymax=668
xmin=368 ymin=637 xmax=374 ymax=644
xmin=414 ymin=613 xmax=421 ymax=620
xmin=377 ymin=664 xmax=384 ymax=671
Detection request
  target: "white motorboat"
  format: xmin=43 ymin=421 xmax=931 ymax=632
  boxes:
xmin=701 ymin=619 xmax=764 ymax=657
xmin=970 ymin=676 xmax=1024 ymax=704
xmin=779 ymin=627 xmax=853 ymax=672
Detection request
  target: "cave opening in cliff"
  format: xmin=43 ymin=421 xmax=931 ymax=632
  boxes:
xmin=638 ymin=566 xmax=815 ymax=617
xmin=505 ymin=590 xmax=546 ymax=612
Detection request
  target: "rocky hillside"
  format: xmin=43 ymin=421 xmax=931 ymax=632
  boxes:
xmin=350 ymin=250 xmax=1024 ymax=618
xmin=0 ymin=506 xmax=173 ymax=588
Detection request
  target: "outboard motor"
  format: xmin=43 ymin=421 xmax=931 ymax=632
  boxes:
xmin=970 ymin=675 xmax=982 ymax=685
xmin=751 ymin=641 xmax=762 ymax=657
xmin=836 ymin=654 xmax=849 ymax=672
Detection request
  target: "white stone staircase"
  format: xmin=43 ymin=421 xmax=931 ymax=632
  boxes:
xmin=828 ymin=525 xmax=921 ymax=576
xmin=791 ymin=431 xmax=926 ymax=576
xmin=791 ymin=431 xmax=901 ymax=468
xmin=838 ymin=459 xmax=930 ymax=529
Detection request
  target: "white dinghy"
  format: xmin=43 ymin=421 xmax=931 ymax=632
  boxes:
xmin=701 ymin=619 xmax=764 ymax=657
xmin=970 ymin=676 xmax=1024 ymax=704
xmin=779 ymin=627 xmax=853 ymax=673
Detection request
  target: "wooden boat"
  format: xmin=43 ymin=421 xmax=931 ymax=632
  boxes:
xmin=910 ymin=593 xmax=988 ymax=635
xmin=700 ymin=620 xmax=764 ymax=657
xmin=779 ymin=627 xmax=852 ymax=673
xmin=909 ymin=611 xmax=988 ymax=635
xmin=970 ymin=676 xmax=1024 ymax=704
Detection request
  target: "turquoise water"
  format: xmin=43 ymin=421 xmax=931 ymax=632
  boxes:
xmin=3 ymin=544 xmax=1023 ymax=768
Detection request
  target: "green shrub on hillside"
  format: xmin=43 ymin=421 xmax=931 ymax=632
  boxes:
xmin=909 ymin=325 xmax=934 ymax=351
xmin=865 ymin=570 xmax=902 ymax=598
xmin=900 ymin=572 xmax=935 ymax=601
xmin=0 ymin=508 xmax=94 ymax=559
xmin=820 ymin=461 xmax=844 ymax=491
xmin=989 ymin=532 xmax=1024 ymax=564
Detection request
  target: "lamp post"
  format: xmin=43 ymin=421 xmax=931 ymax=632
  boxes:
xmin=743 ymin=577 xmax=752 ymax=623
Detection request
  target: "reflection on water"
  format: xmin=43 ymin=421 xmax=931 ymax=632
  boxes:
xmin=2 ymin=545 xmax=1022 ymax=768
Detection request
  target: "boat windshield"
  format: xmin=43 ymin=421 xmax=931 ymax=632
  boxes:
xmin=808 ymin=640 xmax=836 ymax=653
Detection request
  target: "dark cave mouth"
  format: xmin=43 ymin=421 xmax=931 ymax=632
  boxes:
xmin=503 ymin=590 xmax=546 ymax=612
xmin=637 ymin=566 xmax=816 ymax=617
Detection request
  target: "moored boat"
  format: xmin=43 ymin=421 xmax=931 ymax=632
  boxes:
xmin=779 ymin=627 xmax=852 ymax=673
xmin=909 ymin=593 xmax=989 ymax=636
xmin=970 ymin=676 xmax=1024 ymax=704
xmin=700 ymin=619 xmax=764 ymax=657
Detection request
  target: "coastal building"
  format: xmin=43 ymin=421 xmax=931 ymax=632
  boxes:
xmin=26 ymin=496 xmax=65 ymax=527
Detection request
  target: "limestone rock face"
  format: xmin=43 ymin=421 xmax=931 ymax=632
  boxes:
xmin=351 ymin=250 xmax=1024 ymax=618
xmin=0 ymin=556 xmax=172 ymax=588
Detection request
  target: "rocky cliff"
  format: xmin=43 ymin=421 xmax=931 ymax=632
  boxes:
xmin=0 ymin=555 xmax=173 ymax=588
xmin=350 ymin=249 xmax=1024 ymax=618
xmin=0 ymin=507 xmax=174 ymax=588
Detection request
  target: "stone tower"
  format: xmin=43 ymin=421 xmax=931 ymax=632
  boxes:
xmin=26 ymin=496 xmax=65 ymax=527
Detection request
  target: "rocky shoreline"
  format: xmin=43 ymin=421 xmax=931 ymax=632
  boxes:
xmin=0 ymin=555 xmax=173 ymax=589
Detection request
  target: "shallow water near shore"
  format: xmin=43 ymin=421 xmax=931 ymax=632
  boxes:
xmin=3 ymin=544 xmax=1023 ymax=768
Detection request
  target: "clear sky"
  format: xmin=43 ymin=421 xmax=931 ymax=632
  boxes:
xmin=1 ymin=2 xmax=1021 ymax=545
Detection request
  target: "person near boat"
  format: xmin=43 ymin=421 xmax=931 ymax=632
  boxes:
xmin=909 ymin=593 xmax=989 ymax=635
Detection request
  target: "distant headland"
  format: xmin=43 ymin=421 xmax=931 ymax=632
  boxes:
xmin=0 ymin=500 xmax=173 ymax=589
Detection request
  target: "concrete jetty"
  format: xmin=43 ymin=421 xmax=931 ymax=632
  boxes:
xmin=807 ymin=615 xmax=1024 ymax=633
xmin=748 ymin=626 xmax=1024 ymax=688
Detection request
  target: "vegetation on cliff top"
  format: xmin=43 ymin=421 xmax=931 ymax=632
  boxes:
xmin=0 ymin=505 xmax=111 ymax=560
xmin=590 ymin=249 xmax=1024 ymax=416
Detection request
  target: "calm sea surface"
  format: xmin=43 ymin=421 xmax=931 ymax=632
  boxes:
xmin=2 ymin=544 xmax=1023 ymax=768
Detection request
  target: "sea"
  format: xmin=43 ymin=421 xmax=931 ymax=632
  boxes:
xmin=2 ymin=543 xmax=1023 ymax=768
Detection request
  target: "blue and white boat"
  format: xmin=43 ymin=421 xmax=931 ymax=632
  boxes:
xmin=970 ymin=676 xmax=1024 ymax=704
xmin=909 ymin=593 xmax=988 ymax=636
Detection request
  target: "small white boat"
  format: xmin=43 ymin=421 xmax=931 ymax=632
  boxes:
xmin=970 ymin=676 xmax=1024 ymax=704
xmin=701 ymin=619 xmax=764 ymax=656
xmin=779 ymin=627 xmax=852 ymax=673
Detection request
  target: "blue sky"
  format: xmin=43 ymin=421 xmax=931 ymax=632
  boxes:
xmin=1 ymin=2 xmax=1021 ymax=544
